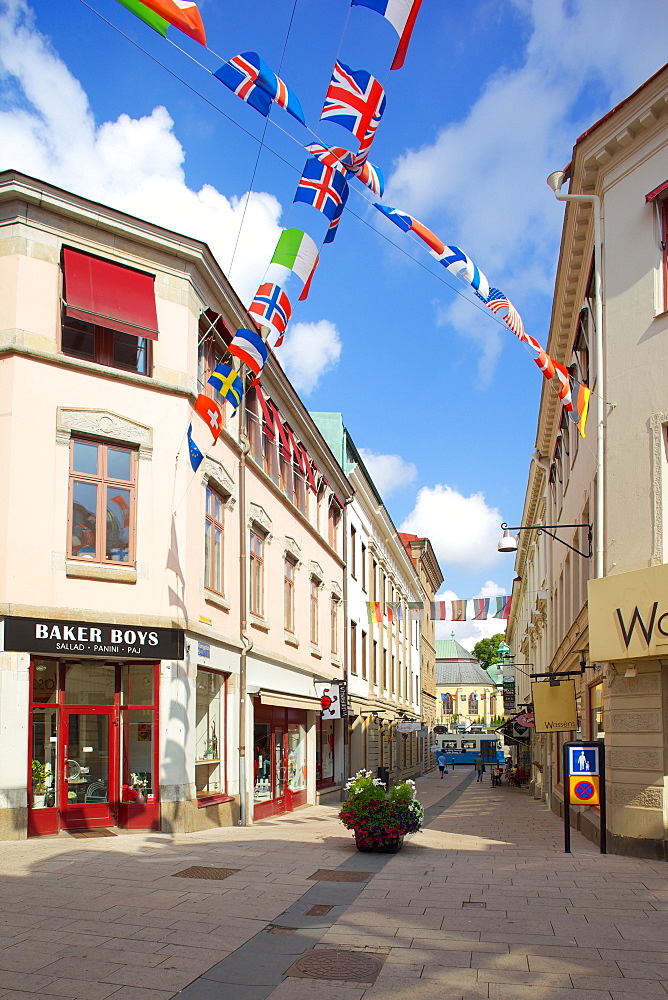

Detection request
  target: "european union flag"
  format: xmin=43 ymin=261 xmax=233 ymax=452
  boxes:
xmin=187 ymin=423 xmax=204 ymax=472
xmin=208 ymin=363 xmax=243 ymax=412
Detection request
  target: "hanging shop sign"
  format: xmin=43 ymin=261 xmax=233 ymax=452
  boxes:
xmin=531 ymin=679 xmax=577 ymax=733
xmin=396 ymin=721 xmax=422 ymax=733
xmin=314 ymin=681 xmax=348 ymax=719
xmin=502 ymin=676 xmax=516 ymax=711
xmin=2 ymin=616 xmax=184 ymax=660
xmin=588 ymin=563 xmax=668 ymax=660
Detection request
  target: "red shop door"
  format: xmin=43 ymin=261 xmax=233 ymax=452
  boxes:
xmin=59 ymin=708 xmax=117 ymax=829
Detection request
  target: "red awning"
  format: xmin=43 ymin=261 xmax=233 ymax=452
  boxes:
xmin=63 ymin=247 xmax=159 ymax=340
xmin=645 ymin=180 xmax=668 ymax=203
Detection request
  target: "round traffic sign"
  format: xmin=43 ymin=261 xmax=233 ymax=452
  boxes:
xmin=574 ymin=780 xmax=595 ymax=801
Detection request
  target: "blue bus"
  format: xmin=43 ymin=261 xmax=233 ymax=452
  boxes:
xmin=435 ymin=733 xmax=505 ymax=765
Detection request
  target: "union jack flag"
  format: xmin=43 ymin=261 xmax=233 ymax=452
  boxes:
xmin=320 ymin=61 xmax=386 ymax=144
xmin=248 ymin=283 xmax=292 ymax=343
xmin=323 ymin=184 xmax=349 ymax=244
xmin=294 ymin=152 xmax=349 ymax=222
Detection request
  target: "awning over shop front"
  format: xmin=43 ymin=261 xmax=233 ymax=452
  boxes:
xmin=258 ymin=690 xmax=321 ymax=712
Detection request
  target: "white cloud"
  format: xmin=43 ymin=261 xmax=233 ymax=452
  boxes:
xmin=435 ymin=294 xmax=504 ymax=387
xmin=277 ymin=319 xmax=342 ymax=395
xmin=0 ymin=0 xmax=282 ymax=302
xmin=399 ymin=483 xmax=503 ymax=572
xmin=357 ymin=448 xmax=417 ymax=497
xmin=387 ymin=0 xmax=668 ymax=314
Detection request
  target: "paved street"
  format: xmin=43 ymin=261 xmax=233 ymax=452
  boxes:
xmin=1 ymin=769 xmax=668 ymax=1000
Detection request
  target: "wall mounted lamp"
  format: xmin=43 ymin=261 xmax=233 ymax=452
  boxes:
xmin=498 ymin=522 xmax=593 ymax=558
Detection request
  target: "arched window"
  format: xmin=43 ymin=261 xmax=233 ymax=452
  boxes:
xmin=442 ymin=692 xmax=454 ymax=715
xmin=468 ymin=693 xmax=479 ymax=715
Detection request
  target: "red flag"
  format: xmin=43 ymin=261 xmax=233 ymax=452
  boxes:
xmin=194 ymin=393 xmax=222 ymax=442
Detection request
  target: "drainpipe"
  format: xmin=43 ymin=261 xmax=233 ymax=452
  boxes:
xmin=238 ymin=384 xmax=252 ymax=825
xmin=547 ymin=171 xmax=604 ymax=580
xmin=342 ymin=503 xmax=350 ymax=795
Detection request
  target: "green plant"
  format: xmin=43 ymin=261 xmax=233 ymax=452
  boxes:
xmin=339 ymin=770 xmax=424 ymax=848
xmin=31 ymin=759 xmax=46 ymax=794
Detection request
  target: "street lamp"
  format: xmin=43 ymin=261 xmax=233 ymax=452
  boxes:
xmin=498 ymin=522 xmax=592 ymax=559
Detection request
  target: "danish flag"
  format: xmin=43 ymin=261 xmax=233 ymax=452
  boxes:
xmin=320 ymin=61 xmax=386 ymax=144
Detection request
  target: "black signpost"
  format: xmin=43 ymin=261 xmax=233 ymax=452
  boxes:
xmin=562 ymin=740 xmax=607 ymax=854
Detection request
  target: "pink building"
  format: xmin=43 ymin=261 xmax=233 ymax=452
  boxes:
xmin=0 ymin=171 xmax=350 ymax=838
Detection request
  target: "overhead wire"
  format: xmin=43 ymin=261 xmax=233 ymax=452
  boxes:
xmin=78 ymin=0 xmax=597 ymax=423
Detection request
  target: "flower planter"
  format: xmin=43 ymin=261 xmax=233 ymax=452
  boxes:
xmin=355 ymin=833 xmax=404 ymax=853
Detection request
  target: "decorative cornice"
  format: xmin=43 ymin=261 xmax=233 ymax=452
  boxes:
xmin=201 ymin=457 xmax=235 ymax=508
xmin=56 ymin=407 xmax=152 ymax=458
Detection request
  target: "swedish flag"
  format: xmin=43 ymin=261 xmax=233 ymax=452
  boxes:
xmin=208 ymin=363 xmax=243 ymax=413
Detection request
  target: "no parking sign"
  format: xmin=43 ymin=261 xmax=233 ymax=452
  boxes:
xmin=563 ymin=741 xmax=606 ymax=854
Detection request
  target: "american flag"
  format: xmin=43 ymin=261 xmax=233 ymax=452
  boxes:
xmin=320 ymin=61 xmax=386 ymax=144
xmin=483 ymin=287 xmax=526 ymax=341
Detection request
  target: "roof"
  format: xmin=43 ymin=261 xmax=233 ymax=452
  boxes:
xmin=435 ymin=638 xmax=477 ymax=661
xmin=435 ymin=662 xmax=495 ymax=687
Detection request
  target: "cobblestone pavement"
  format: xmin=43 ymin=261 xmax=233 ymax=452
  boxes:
xmin=1 ymin=767 xmax=667 ymax=1000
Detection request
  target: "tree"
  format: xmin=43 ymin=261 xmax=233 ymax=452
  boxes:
xmin=473 ymin=633 xmax=506 ymax=670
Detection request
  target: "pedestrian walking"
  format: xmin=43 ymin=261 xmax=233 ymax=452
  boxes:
xmin=436 ymin=750 xmax=448 ymax=778
xmin=474 ymin=754 xmax=485 ymax=782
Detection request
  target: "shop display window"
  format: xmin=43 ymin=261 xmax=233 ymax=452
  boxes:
xmin=287 ymin=723 xmax=307 ymax=793
xmin=254 ymin=722 xmax=273 ymax=804
xmin=195 ymin=669 xmax=225 ymax=796
xmin=121 ymin=709 xmax=154 ymax=803
xmin=316 ymin=717 xmax=335 ymax=788
xmin=65 ymin=661 xmax=115 ymax=705
xmin=31 ymin=662 xmax=58 ymax=809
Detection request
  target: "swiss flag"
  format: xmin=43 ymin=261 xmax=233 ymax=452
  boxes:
xmin=194 ymin=394 xmax=222 ymax=442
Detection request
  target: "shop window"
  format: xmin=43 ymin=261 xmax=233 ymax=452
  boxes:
xmin=195 ymin=669 xmax=225 ymax=797
xmin=250 ymin=529 xmax=265 ymax=617
xmin=205 ymin=486 xmax=225 ymax=596
xmin=30 ymin=660 xmax=59 ymax=810
xmin=316 ymin=717 xmax=335 ymax=788
xmin=590 ymin=682 xmax=604 ymax=740
xmin=287 ymin=722 xmax=307 ymax=795
xmin=121 ymin=709 xmax=154 ymax=804
xmin=284 ymin=557 xmax=296 ymax=633
xmin=310 ymin=576 xmax=319 ymax=645
xmin=65 ymin=661 xmax=115 ymax=705
xmin=121 ymin=662 xmax=154 ymax=705
xmin=68 ymin=437 xmax=137 ymax=565
xmin=254 ymin=722 xmax=273 ymax=805
xmin=331 ymin=595 xmax=340 ymax=657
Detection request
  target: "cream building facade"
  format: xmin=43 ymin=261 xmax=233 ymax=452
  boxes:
xmin=506 ymin=65 xmax=668 ymax=858
xmin=0 ymin=170 xmax=351 ymax=838
xmin=434 ymin=639 xmax=498 ymax=728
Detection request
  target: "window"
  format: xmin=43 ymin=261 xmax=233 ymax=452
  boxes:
xmin=328 ymin=500 xmax=340 ymax=549
xmin=205 ymin=487 xmax=225 ymax=595
xmin=69 ymin=437 xmax=137 ymax=564
xmin=361 ymin=630 xmax=367 ymax=679
xmin=330 ymin=596 xmax=340 ymax=656
xmin=468 ymin=693 xmax=478 ymax=716
xmin=573 ymin=308 xmax=590 ymax=385
xmin=310 ymin=577 xmax=319 ymax=645
xmin=195 ymin=669 xmax=226 ymax=797
xmin=442 ymin=692 xmax=454 ymax=715
xmin=372 ymin=639 xmax=377 ymax=685
xmin=245 ymin=391 xmax=263 ymax=464
xmin=249 ymin=530 xmax=265 ymax=616
xmin=350 ymin=525 xmax=357 ymax=578
xmin=371 ymin=559 xmax=377 ymax=600
xmin=316 ymin=482 xmax=326 ymax=532
xmin=590 ymin=682 xmax=604 ymax=740
xmin=361 ymin=542 xmax=367 ymax=591
xmin=62 ymin=248 xmax=158 ymax=376
xmin=382 ymin=647 xmax=387 ymax=690
xmin=316 ymin=717 xmax=335 ymax=787
xmin=390 ymin=654 xmax=395 ymax=695
xmin=294 ymin=463 xmax=307 ymax=514
xmin=662 ymin=198 xmax=668 ymax=313
xmin=284 ymin=558 xmax=296 ymax=632
xmin=350 ymin=620 xmax=357 ymax=674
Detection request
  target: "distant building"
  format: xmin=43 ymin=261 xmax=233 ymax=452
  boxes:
xmin=435 ymin=638 xmax=498 ymax=728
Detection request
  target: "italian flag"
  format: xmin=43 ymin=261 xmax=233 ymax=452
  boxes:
xmin=115 ymin=0 xmax=206 ymax=46
xmin=270 ymin=229 xmax=319 ymax=285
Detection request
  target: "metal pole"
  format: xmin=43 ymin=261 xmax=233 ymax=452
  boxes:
xmin=563 ymin=740 xmax=571 ymax=854
xmin=238 ymin=383 xmax=251 ymax=826
xmin=598 ymin=738 xmax=607 ymax=854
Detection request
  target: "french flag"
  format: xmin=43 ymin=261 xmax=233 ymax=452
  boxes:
xmin=351 ymin=0 xmax=423 ymax=69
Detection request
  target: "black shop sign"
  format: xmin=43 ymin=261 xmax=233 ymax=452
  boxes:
xmin=3 ymin=616 xmax=184 ymax=659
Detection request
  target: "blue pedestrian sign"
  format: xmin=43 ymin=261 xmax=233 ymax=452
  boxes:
xmin=568 ymin=744 xmax=600 ymax=777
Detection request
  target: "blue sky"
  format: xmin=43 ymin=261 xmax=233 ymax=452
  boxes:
xmin=1 ymin=0 xmax=666 ymax=647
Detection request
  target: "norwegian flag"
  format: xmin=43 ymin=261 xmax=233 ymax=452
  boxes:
xmin=294 ymin=151 xmax=349 ymax=222
xmin=320 ymin=61 xmax=386 ymax=144
xmin=249 ymin=283 xmax=292 ymax=344
xmin=194 ymin=393 xmax=222 ymax=442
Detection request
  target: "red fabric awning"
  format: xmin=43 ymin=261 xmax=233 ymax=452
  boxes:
xmin=63 ymin=247 xmax=159 ymax=340
xmin=645 ymin=180 xmax=668 ymax=203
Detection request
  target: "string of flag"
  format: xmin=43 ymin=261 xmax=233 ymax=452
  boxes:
xmin=367 ymin=595 xmax=512 ymax=624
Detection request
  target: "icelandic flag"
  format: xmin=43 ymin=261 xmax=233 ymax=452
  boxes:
xmin=227 ymin=328 xmax=268 ymax=378
xmin=351 ymin=0 xmax=423 ymax=69
xmin=214 ymin=52 xmax=305 ymax=123
xmin=194 ymin=393 xmax=222 ymax=442
xmin=187 ymin=423 xmax=204 ymax=471
xmin=294 ymin=153 xmax=349 ymax=222
xmin=320 ymin=61 xmax=386 ymax=144
xmin=249 ymin=283 xmax=292 ymax=344
xmin=207 ymin=363 xmax=243 ymax=413
xmin=374 ymin=203 xmax=445 ymax=255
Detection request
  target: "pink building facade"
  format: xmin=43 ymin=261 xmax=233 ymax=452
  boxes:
xmin=0 ymin=171 xmax=350 ymax=838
